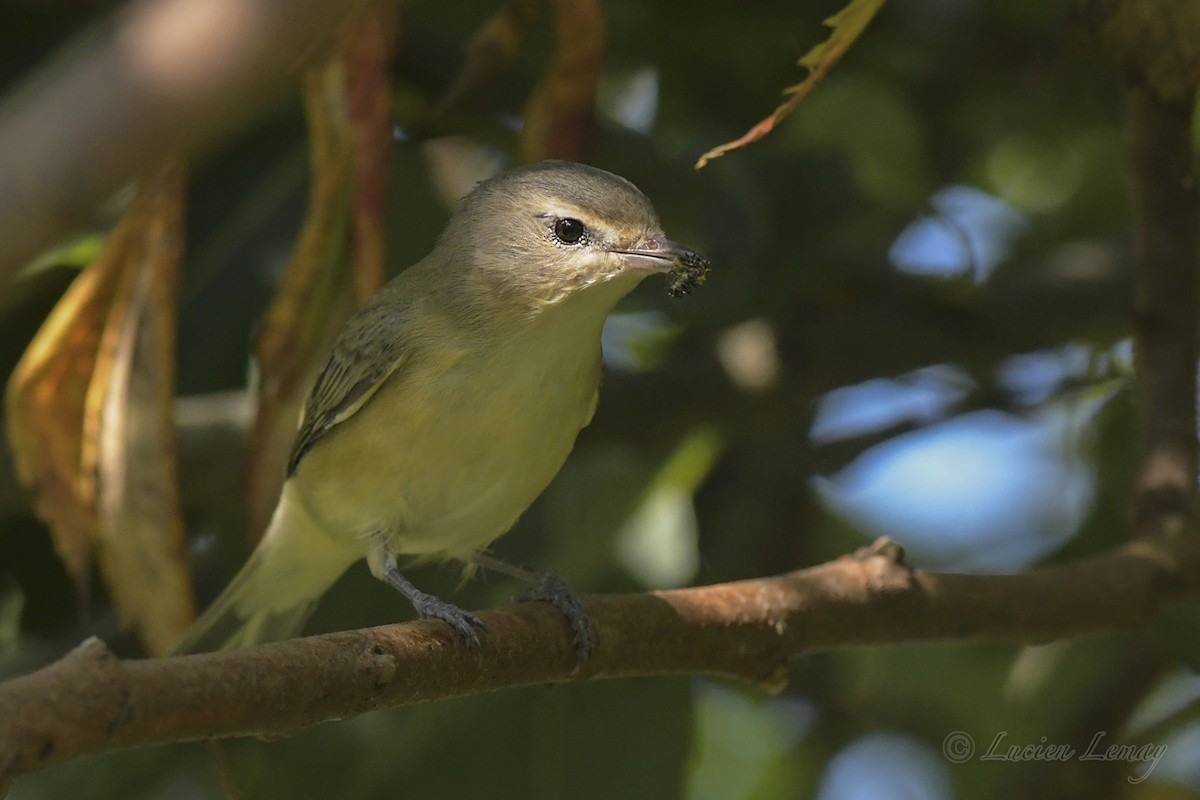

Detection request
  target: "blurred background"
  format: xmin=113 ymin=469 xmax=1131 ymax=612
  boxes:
xmin=2 ymin=0 xmax=1197 ymax=797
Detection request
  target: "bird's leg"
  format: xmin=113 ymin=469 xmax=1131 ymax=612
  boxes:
xmin=377 ymin=549 xmax=485 ymax=648
xmin=468 ymin=552 xmax=593 ymax=663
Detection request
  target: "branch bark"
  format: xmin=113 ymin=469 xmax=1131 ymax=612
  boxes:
xmin=3 ymin=534 xmax=1200 ymax=783
xmin=0 ymin=0 xmax=369 ymax=284
xmin=1129 ymin=84 xmax=1200 ymax=530
xmin=1074 ymin=0 xmax=1200 ymax=532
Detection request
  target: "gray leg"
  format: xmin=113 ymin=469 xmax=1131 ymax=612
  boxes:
xmin=469 ymin=552 xmax=593 ymax=663
xmin=381 ymin=562 xmax=485 ymax=648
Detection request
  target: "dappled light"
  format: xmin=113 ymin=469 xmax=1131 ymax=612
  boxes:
xmin=888 ymin=186 xmax=1028 ymax=282
xmin=810 ymin=365 xmax=971 ymax=444
xmin=715 ymin=318 xmax=782 ymax=392
xmin=817 ymin=409 xmax=1095 ymax=572
xmin=817 ymin=732 xmax=951 ymax=800
xmin=600 ymin=65 xmax=660 ymax=134
xmin=3 ymin=0 xmax=1200 ymax=797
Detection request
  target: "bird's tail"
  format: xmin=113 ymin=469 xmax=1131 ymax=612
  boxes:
xmin=172 ymin=483 xmax=361 ymax=654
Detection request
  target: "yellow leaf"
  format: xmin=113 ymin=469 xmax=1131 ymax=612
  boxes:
xmin=91 ymin=166 xmax=194 ymax=656
xmin=6 ymin=165 xmax=194 ymax=655
xmin=7 ymin=265 xmax=116 ymax=600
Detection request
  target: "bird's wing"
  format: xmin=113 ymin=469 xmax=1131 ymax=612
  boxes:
xmin=287 ymin=303 xmax=412 ymax=476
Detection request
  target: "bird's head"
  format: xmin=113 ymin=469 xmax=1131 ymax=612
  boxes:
xmin=437 ymin=160 xmax=707 ymax=311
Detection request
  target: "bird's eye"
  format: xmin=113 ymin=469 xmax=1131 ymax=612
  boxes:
xmin=553 ymin=217 xmax=586 ymax=245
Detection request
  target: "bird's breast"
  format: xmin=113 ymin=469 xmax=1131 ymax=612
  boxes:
xmin=293 ymin=302 xmax=607 ymax=558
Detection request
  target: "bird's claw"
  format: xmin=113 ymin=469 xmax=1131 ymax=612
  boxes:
xmin=383 ymin=563 xmax=485 ymax=649
xmin=411 ymin=591 xmax=486 ymax=648
xmin=517 ymin=573 xmax=594 ymax=664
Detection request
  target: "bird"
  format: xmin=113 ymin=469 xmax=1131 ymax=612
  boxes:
xmin=173 ymin=160 xmax=708 ymax=659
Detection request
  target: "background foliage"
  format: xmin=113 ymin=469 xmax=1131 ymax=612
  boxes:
xmin=1 ymin=0 xmax=1197 ymax=797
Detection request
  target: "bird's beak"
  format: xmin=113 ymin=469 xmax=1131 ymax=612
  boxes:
xmin=610 ymin=239 xmax=703 ymax=274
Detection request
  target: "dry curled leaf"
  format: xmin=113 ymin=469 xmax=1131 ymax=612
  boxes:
xmin=246 ymin=8 xmax=395 ymax=536
xmin=6 ymin=165 xmax=194 ymax=656
xmin=7 ymin=269 xmax=116 ymax=601
xmin=695 ymin=0 xmax=887 ymax=169
xmin=518 ymin=0 xmax=606 ymax=164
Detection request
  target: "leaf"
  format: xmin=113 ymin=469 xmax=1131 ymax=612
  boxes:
xmin=695 ymin=0 xmax=888 ymax=169
xmin=615 ymin=426 xmax=724 ymax=589
xmin=91 ymin=166 xmax=194 ymax=656
xmin=7 ymin=254 xmax=119 ymax=604
xmin=341 ymin=2 xmax=401 ymax=303
xmin=246 ymin=9 xmax=394 ymax=536
xmin=246 ymin=68 xmax=356 ymax=538
xmin=1081 ymin=0 xmax=1200 ymax=108
xmin=6 ymin=165 xmax=194 ymax=655
xmin=18 ymin=235 xmax=107 ymax=278
xmin=518 ymin=0 xmax=606 ymax=163
xmin=436 ymin=0 xmax=542 ymax=114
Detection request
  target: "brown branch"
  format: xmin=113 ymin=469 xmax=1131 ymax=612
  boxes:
xmin=1128 ymin=84 xmax=1200 ymax=530
xmin=3 ymin=534 xmax=1200 ymax=783
xmin=0 ymin=0 xmax=371 ymax=284
xmin=1078 ymin=0 xmax=1200 ymax=530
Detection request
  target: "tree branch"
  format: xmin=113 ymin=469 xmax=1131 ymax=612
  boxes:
xmin=1076 ymin=0 xmax=1200 ymax=531
xmin=1128 ymin=83 xmax=1200 ymax=531
xmin=3 ymin=534 xmax=1200 ymax=783
xmin=0 ymin=0 xmax=369 ymax=283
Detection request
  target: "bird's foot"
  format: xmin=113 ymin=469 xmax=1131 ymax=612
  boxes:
xmin=466 ymin=552 xmax=594 ymax=664
xmin=383 ymin=564 xmax=485 ymax=648
xmin=516 ymin=572 xmax=593 ymax=664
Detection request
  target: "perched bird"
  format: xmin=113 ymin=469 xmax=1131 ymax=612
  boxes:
xmin=174 ymin=160 xmax=708 ymax=659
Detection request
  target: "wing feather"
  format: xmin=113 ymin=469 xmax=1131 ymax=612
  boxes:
xmin=286 ymin=304 xmax=412 ymax=476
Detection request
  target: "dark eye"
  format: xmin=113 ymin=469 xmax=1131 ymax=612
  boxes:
xmin=553 ymin=217 xmax=586 ymax=245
